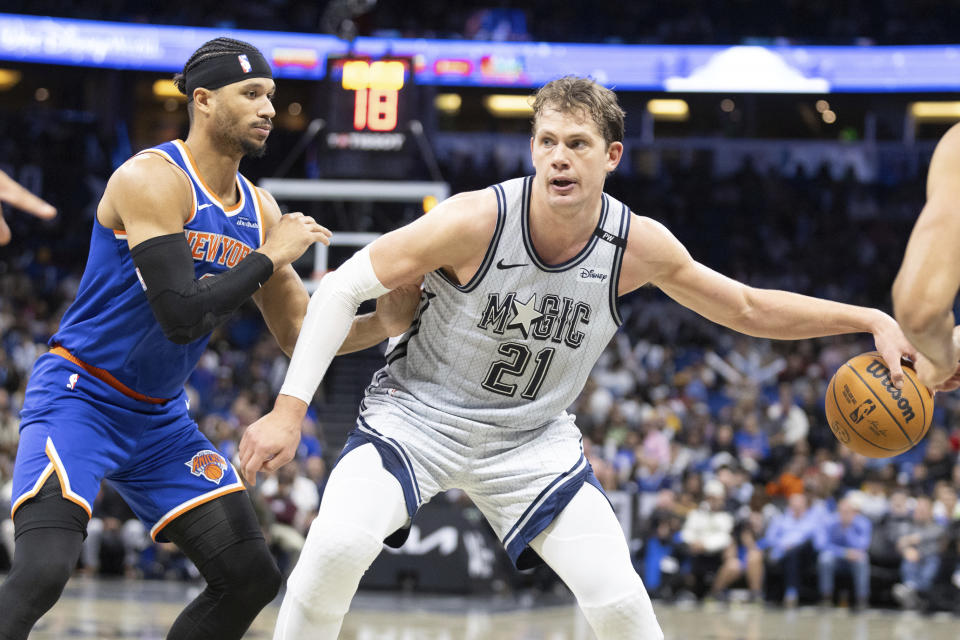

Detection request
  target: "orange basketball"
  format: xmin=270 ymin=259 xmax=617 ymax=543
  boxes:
xmin=825 ymin=351 xmax=933 ymax=458
xmin=204 ymin=465 xmax=223 ymax=481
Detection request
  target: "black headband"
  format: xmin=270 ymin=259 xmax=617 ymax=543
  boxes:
xmin=185 ymin=51 xmax=273 ymax=100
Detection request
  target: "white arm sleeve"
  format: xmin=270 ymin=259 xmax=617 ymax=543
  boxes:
xmin=279 ymin=246 xmax=390 ymax=404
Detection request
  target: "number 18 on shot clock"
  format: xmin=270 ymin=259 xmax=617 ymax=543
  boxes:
xmin=325 ymin=56 xmax=416 ymax=152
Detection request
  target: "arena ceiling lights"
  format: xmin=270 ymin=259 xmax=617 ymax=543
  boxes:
xmin=483 ymin=94 xmax=533 ymax=117
xmin=1 ymin=13 xmax=959 ymax=93
xmin=647 ymin=99 xmax=689 ymax=121
xmin=0 ymin=68 xmax=20 ymax=91
xmin=151 ymin=79 xmax=185 ymax=101
xmin=909 ymin=102 xmax=960 ymax=122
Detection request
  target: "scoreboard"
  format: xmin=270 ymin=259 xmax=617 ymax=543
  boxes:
xmin=324 ymin=56 xmax=415 ymax=153
xmin=341 ymin=59 xmax=405 ymax=132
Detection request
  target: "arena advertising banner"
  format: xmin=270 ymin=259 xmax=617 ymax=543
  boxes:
xmin=360 ymin=499 xmax=513 ymax=593
xmin=1 ymin=13 xmax=959 ymax=92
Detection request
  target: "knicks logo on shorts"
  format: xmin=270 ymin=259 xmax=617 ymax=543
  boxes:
xmin=186 ymin=450 xmax=228 ymax=485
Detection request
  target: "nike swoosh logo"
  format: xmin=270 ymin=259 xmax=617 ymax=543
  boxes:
xmin=496 ymin=259 xmax=528 ymax=270
xmin=198 ymin=203 xmax=213 ymax=210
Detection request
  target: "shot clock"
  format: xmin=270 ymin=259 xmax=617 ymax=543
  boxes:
xmin=325 ymin=56 xmax=414 ymax=145
xmin=321 ymin=55 xmax=431 ymax=178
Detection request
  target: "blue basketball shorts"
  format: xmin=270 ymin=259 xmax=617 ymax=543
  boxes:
xmin=12 ymin=352 xmax=244 ymax=541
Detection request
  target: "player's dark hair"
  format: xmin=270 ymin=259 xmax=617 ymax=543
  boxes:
xmin=532 ymin=76 xmax=626 ymax=146
xmin=173 ymin=37 xmax=262 ymax=97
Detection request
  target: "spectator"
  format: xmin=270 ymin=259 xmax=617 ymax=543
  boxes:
xmin=815 ymin=496 xmax=872 ymax=610
xmin=711 ymin=509 xmax=766 ymax=602
xmin=261 ymin=463 xmax=320 ymax=575
xmin=83 ymin=483 xmax=147 ymax=577
xmin=767 ymin=382 xmax=810 ymax=457
xmin=926 ymin=519 xmax=960 ymax=614
xmin=679 ymin=479 xmax=734 ymax=597
xmin=734 ymin=413 xmax=770 ymax=470
xmin=923 ymin=429 xmax=955 ymax=486
xmin=758 ymin=492 xmax=818 ymax=606
xmin=869 ymin=489 xmax=914 ymax=570
xmin=933 ymin=481 xmax=960 ymax=524
xmin=893 ymin=496 xmax=945 ymax=609
xmin=765 ymin=454 xmax=807 ymax=499
xmin=642 ymin=500 xmax=685 ymax=600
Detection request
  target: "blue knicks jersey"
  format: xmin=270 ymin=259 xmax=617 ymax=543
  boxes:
xmin=51 ymin=140 xmax=266 ymax=400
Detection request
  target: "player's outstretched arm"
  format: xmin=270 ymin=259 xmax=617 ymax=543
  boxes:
xmin=238 ymin=189 xmax=498 ymax=483
xmin=619 ymin=214 xmax=915 ymax=388
xmin=893 ymin=124 xmax=960 ymax=389
xmin=0 ymin=169 xmax=57 ymax=245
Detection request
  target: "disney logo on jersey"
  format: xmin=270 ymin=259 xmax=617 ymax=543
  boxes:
xmin=185 ymin=230 xmax=254 ymax=268
xmin=477 ymin=292 xmax=590 ymax=347
xmin=578 ymin=267 xmax=609 ymax=283
xmin=186 ymin=449 xmax=228 ymax=485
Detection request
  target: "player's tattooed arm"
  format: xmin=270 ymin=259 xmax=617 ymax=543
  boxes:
xmin=893 ymin=123 xmax=960 ymax=388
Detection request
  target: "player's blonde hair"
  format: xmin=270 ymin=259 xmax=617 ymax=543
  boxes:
xmin=532 ymin=76 xmax=625 ymax=146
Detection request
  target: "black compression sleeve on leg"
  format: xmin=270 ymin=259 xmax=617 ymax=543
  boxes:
xmin=12 ymin=473 xmax=89 ymax=538
xmin=0 ymin=475 xmax=87 ymax=640
xmin=163 ymin=491 xmax=281 ymax=640
xmin=131 ymin=233 xmax=274 ymax=345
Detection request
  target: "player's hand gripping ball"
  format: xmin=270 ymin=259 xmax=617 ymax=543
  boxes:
xmin=825 ymin=351 xmax=933 ymax=458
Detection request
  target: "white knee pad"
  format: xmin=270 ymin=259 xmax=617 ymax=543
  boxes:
xmin=286 ymin=518 xmax=385 ymax=617
xmin=532 ymin=485 xmax=664 ymax=639
xmin=275 ymin=520 xmax=384 ymax=640
xmin=275 ymin=443 xmax=409 ymax=640
xmin=581 ymin=587 xmax=664 ymax=640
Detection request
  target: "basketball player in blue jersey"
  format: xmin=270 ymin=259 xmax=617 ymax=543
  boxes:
xmin=241 ymin=77 xmax=916 ymax=639
xmin=894 ymin=122 xmax=960 ymax=393
xmin=0 ymin=38 xmax=418 ymax=640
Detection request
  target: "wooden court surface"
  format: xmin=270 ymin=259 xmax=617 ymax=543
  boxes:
xmin=20 ymin=577 xmax=958 ymax=639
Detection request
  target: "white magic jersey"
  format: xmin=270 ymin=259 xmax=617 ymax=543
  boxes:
xmin=365 ymin=176 xmax=631 ymax=431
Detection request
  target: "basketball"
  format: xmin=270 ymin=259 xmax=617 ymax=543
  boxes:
xmin=825 ymin=351 xmax=933 ymax=458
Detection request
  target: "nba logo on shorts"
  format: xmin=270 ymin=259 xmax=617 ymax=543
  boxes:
xmin=238 ymin=54 xmax=252 ymax=73
xmin=66 ymin=373 xmax=79 ymax=390
xmin=186 ymin=449 xmax=228 ymax=485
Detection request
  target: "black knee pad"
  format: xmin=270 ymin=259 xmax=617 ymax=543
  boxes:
xmin=163 ymin=491 xmax=281 ymax=604
xmin=214 ymin=537 xmax=282 ymax=606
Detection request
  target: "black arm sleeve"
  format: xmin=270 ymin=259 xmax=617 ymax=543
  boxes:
xmin=130 ymin=233 xmax=274 ymax=345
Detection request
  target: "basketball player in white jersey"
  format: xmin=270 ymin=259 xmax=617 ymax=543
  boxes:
xmin=894 ymin=122 xmax=960 ymax=392
xmin=240 ymin=76 xmax=915 ymax=639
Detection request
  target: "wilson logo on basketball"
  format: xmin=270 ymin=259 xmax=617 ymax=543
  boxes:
xmin=186 ymin=450 xmax=228 ymax=485
xmin=865 ymin=359 xmax=916 ymax=422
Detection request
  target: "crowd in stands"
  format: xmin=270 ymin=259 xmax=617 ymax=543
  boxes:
xmin=2 ymin=106 xmax=960 ymax=614
xmin=5 ymin=1 xmax=960 ymax=45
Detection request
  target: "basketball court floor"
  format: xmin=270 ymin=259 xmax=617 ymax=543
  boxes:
xmin=18 ymin=577 xmax=959 ymax=639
